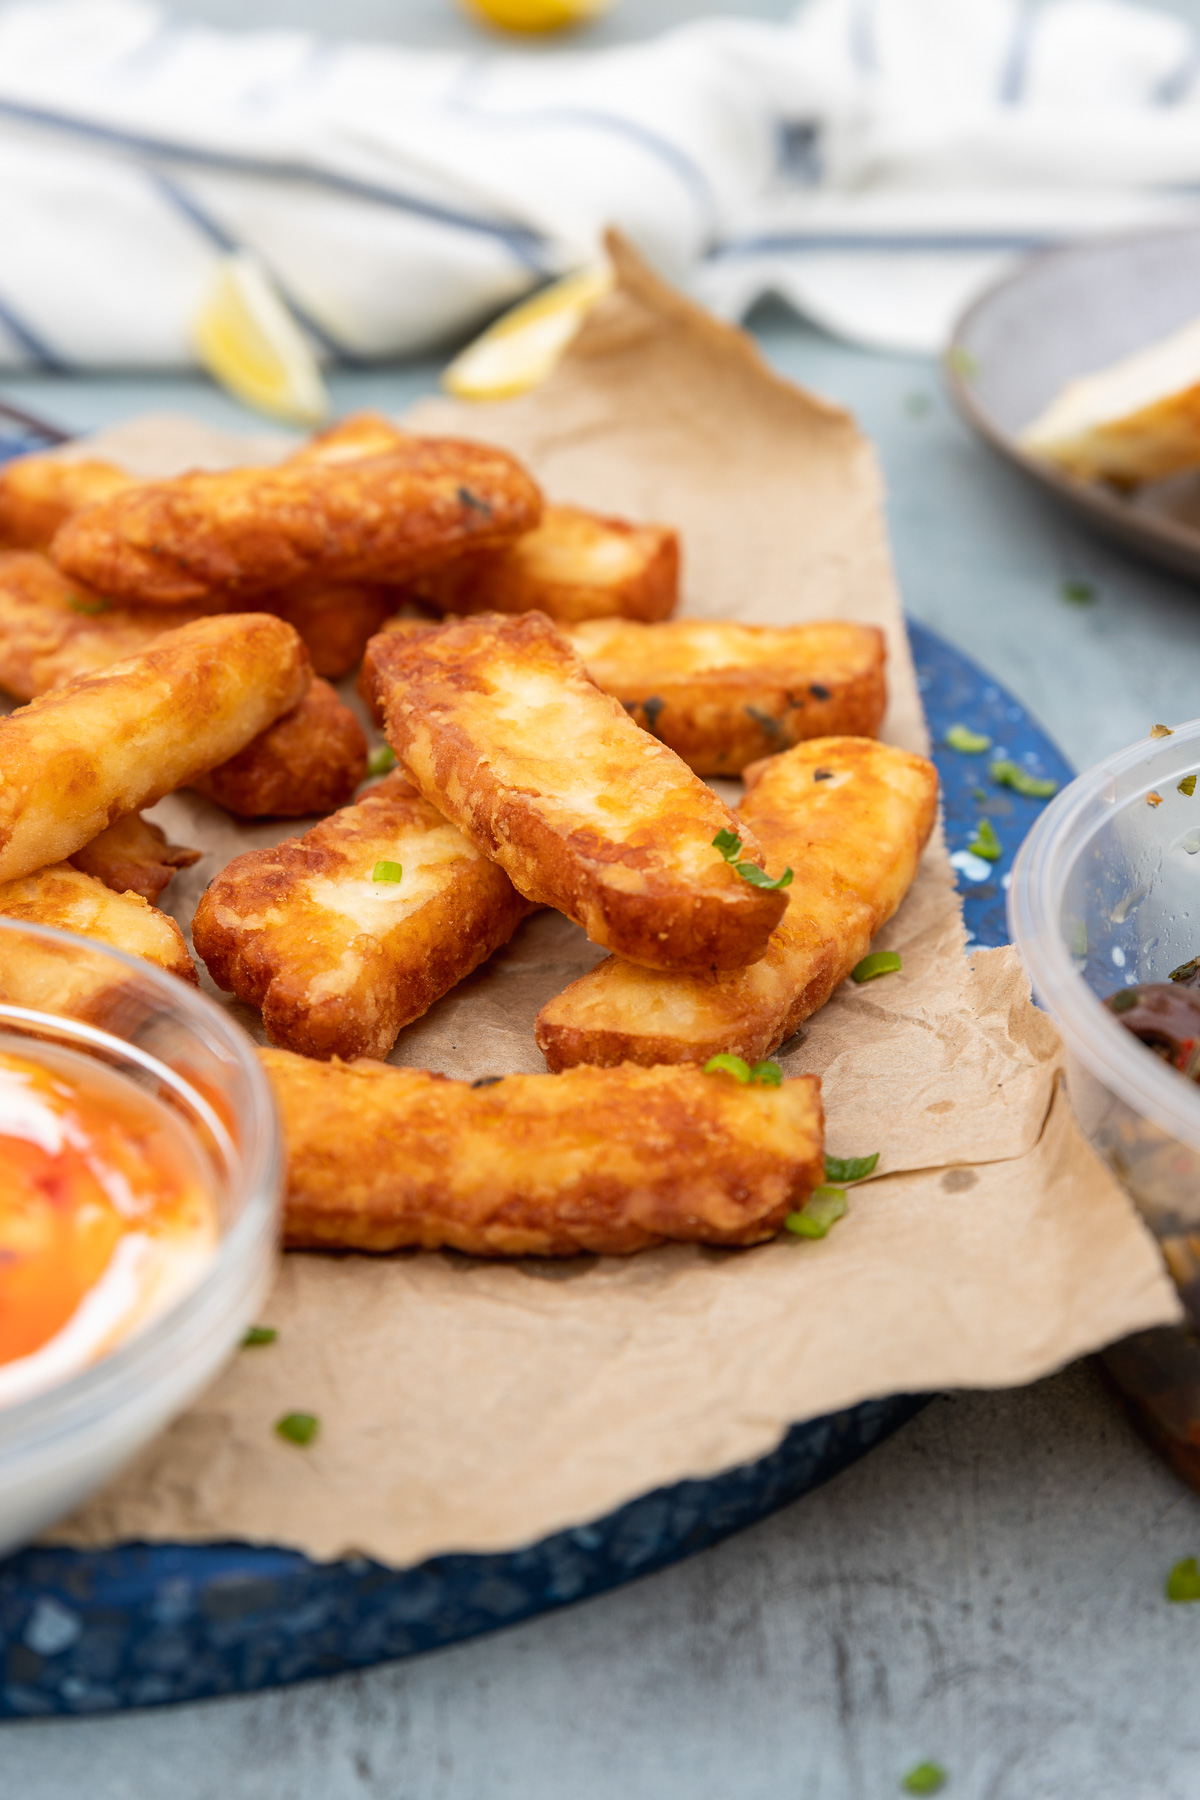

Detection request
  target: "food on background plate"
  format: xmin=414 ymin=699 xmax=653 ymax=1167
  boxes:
xmin=1105 ymin=979 xmax=1200 ymax=1077
xmin=0 ymin=454 xmax=133 ymax=553
xmin=405 ymin=504 xmax=679 ymax=625
xmin=536 ymin=737 xmax=938 ymax=1070
xmin=50 ymin=436 xmax=544 ymax=604
xmin=0 ymin=612 xmax=310 ymax=883
xmin=1021 ymin=314 xmax=1200 ymax=487
xmin=68 ymin=812 xmax=200 ymax=905
xmin=191 ymin=678 xmax=367 ymax=820
xmin=263 ymin=1047 xmax=824 ymax=1256
xmin=0 ymin=863 xmax=196 ymax=988
xmin=0 ymin=1039 xmax=218 ymax=1406
xmin=193 ymin=772 xmax=533 ymax=1060
xmin=365 ymin=611 xmax=790 ymax=973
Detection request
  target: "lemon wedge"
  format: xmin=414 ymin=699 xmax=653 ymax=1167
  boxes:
xmin=193 ymin=251 xmax=330 ymax=425
xmin=461 ymin=0 xmax=611 ymax=32
xmin=443 ymin=264 xmax=613 ymax=401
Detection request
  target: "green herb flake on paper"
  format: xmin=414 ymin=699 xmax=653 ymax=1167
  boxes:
xmin=944 ymin=723 xmax=992 ymax=754
xmin=704 ymin=1053 xmax=752 ymax=1084
xmin=990 ymin=759 xmax=1058 ymax=799
xmin=901 ymin=1763 xmax=947 ymax=1795
xmin=242 ymin=1325 xmax=277 ymax=1348
xmin=968 ymin=818 xmax=1002 ymax=861
xmin=851 ymin=950 xmax=903 ymax=983
xmin=1180 ymin=775 xmax=1197 ymax=798
xmin=1060 ymin=579 xmax=1096 ymax=606
xmin=825 ymin=1151 xmax=879 ymax=1184
xmin=711 ymin=830 xmax=793 ymax=891
xmin=372 ymin=860 xmax=403 ymax=884
xmin=367 ymin=744 xmax=396 ymax=776
xmin=785 ymin=1186 xmax=847 ymax=1240
xmin=1167 ymin=1557 xmax=1200 ymax=1602
xmin=67 ymin=595 xmax=110 ymax=615
xmin=275 ymin=1412 xmax=319 ymax=1447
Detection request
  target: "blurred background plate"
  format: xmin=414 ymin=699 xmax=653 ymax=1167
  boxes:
xmin=946 ymin=226 xmax=1200 ymax=585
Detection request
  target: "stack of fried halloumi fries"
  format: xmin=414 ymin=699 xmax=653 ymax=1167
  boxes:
xmin=0 ymin=414 xmax=937 ymax=1256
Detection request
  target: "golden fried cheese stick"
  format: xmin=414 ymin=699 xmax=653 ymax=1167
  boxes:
xmin=51 ymin=436 xmax=543 ymax=605
xmin=262 ymin=1048 xmax=825 ymax=1256
xmin=563 ymin=619 xmax=887 ymax=774
xmin=191 ymin=677 xmax=367 ymax=819
xmin=193 ymin=772 xmax=533 ymax=1061
xmin=0 ymin=613 xmax=310 ymax=884
xmin=0 ymin=863 xmax=196 ymax=994
xmin=366 ymin=612 xmax=789 ymax=974
xmin=0 ymin=455 xmax=133 ymax=551
xmin=406 ymin=503 xmax=679 ymax=625
xmin=536 ymin=737 xmax=938 ymax=1070
xmin=69 ymin=812 xmax=200 ymax=904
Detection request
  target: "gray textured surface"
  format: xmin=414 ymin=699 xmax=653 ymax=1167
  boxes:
xmin=8 ymin=0 xmax=1200 ymax=1792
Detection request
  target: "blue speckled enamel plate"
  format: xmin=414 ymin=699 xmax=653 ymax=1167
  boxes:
xmin=0 ymin=479 xmax=1072 ymax=1714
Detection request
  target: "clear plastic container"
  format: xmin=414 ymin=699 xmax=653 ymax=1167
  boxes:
xmin=0 ymin=918 xmax=281 ymax=1555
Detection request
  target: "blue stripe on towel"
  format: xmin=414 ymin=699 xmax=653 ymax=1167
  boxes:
xmin=0 ymin=289 xmax=68 ymax=372
xmin=0 ymin=96 xmax=552 ymax=272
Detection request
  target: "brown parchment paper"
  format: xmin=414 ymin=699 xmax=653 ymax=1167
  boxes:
xmin=48 ymin=239 xmax=1179 ymax=1565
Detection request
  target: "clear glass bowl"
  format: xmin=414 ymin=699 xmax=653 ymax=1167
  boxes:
xmin=0 ymin=919 xmax=281 ymax=1555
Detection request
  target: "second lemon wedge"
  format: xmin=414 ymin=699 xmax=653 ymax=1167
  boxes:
xmin=461 ymin=0 xmax=611 ymax=33
xmin=193 ymin=252 xmax=330 ymax=425
xmin=442 ymin=265 xmax=613 ymax=401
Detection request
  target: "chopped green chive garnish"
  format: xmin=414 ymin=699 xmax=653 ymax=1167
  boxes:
xmin=1060 ymin=579 xmax=1095 ymax=606
xmin=967 ymin=818 xmax=1001 ymax=861
xmin=1167 ymin=1557 xmax=1200 ymax=1602
xmin=825 ymin=1151 xmax=879 ymax=1183
xmin=242 ymin=1325 xmax=277 ymax=1347
xmin=990 ymin=759 xmax=1058 ymax=799
xmin=68 ymin=595 xmax=110 ymax=615
xmin=372 ymin=860 xmax=403 ymax=883
xmin=367 ymin=744 xmax=396 ymax=776
xmin=703 ymin=1054 xmax=783 ymax=1086
xmin=851 ymin=951 xmax=902 ymax=983
xmin=901 ymin=1763 xmax=947 ymax=1795
xmin=1070 ymin=920 xmax=1088 ymax=958
xmin=1170 ymin=956 xmax=1200 ymax=983
xmin=275 ymin=1412 xmax=319 ymax=1447
xmin=1180 ymin=775 xmax=1197 ymax=798
xmin=944 ymin=723 xmax=991 ymax=754
xmin=972 ymin=786 xmax=987 ymax=802
xmin=785 ymin=1186 xmax=847 ymax=1239
xmin=711 ymin=831 xmax=792 ymax=891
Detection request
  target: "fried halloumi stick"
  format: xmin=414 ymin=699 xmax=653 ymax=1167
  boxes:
xmin=51 ymin=437 xmax=543 ymax=605
xmin=366 ymin=612 xmax=789 ymax=973
xmin=536 ymin=737 xmax=938 ymax=1070
xmin=69 ymin=812 xmax=200 ymax=904
xmin=0 ymin=863 xmax=196 ymax=995
xmin=266 ymin=583 xmax=396 ymax=678
xmin=263 ymin=1048 xmax=824 ymax=1256
xmin=193 ymin=772 xmax=532 ymax=1060
xmin=191 ymin=678 xmax=367 ymax=819
xmin=0 ymin=455 xmax=133 ymax=551
xmin=562 ymin=619 xmax=887 ymax=774
xmin=405 ymin=503 xmax=679 ymax=625
xmin=0 ymin=613 xmax=310 ymax=884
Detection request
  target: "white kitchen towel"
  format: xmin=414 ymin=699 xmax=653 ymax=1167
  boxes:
xmin=0 ymin=0 xmax=1199 ymax=368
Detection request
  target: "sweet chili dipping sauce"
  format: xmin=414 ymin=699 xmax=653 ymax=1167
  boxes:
xmin=0 ymin=1039 xmax=217 ymax=1406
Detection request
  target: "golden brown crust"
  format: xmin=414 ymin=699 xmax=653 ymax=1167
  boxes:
xmin=0 ymin=456 xmax=133 ymax=552
xmin=69 ymin=812 xmax=200 ymax=904
xmin=405 ymin=503 xmax=679 ymax=625
xmin=536 ymin=736 xmax=939 ymax=1070
xmin=365 ymin=611 xmax=788 ymax=974
xmin=262 ymin=1047 xmax=824 ymax=1255
xmin=0 ymin=613 xmax=311 ymax=884
xmin=264 ymin=583 xmax=396 ymax=678
xmin=565 ymin=619 xmax=887 ymax=773
xmin=193 ymin=771 xmax=533 ymax=1060
xmin=0 ymin=862 xmax=197 ymax=989
xmin=50 ymin=437 xmax=544 ymax=605
xmin=192 ymin=677 xmax=368 ymax=819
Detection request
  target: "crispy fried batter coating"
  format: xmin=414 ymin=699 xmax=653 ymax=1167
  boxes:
xmin=0 ymin=613 xmax=311 ymax=884
xmin=194 ymin=771 xmax=532 ymax=1060
xmin=51 ymin=437 xmax=543 ymax=605
xmin=405 ymin=503 xmax=679 ymax=625
xmin=564 ymin=619 xmax=887 ymax=774
xmin=192 ymin=677 xmax=367 ymax=819
xmin=265 ymin=583 xmax=396 ymax=678
xmin=366 ymin=612 xmax=788 ymax=974
xmin=0 ymin=863 xmax=196 ymax=1001
xmin=69 ymin=812 xmax=200 ymax=904
xmin=536 ymin=737 xmax=938 ymax=1070
xmin=262 ymin=1047 xmax=824 ymax=1255
xmin=0 ymin=455 xmax=133 ymax=552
